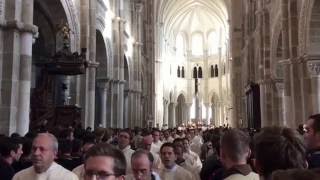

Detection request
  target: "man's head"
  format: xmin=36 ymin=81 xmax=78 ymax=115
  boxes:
xmin=254 ymin=127 xmax=307 ymax=179
xmin=118 ymin=129 xmax=131 ymax=150
xmin=142 ymin=134 xmax=153 ymax=151
xmin=182 ymin=138 xmax=190 ymax=152
xmin=152 ymin=129 xmax=160 ymax=143
xmin=131 ymin=149 xmax=153 ymax=180
xmin=173 ymin=144 xmax=184 ymax=162
xmin=0 ymin=137 xmax=23 ymax=163
xmin=84 ymin=143 xmax=126 ymax=180
xmin=160 ymin=143 xmax=176 ymax=169
xmin=31 ymin=133 xmax=58 ymax=173
xmin=219 ymin=129 xmax=250 ymax=169
xmin=304 ymin=114 xmax=320 ymax=150
xmin=163 ymin=130 xmax=170 ymax=139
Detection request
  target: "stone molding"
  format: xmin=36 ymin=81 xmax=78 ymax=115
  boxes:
xmin=86 ymin=61 xmax=100 ymax=68
xmin=0 ymin=20 xmax=38 ymax=34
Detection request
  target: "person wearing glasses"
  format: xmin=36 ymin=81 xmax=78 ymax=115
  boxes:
xmin=84 ymin=143 xmax=126 ymax=180
xmin=13 ymin=133 xmax=78 ymax=180
xmin=126 ymin=149 xmax=161 ymax=180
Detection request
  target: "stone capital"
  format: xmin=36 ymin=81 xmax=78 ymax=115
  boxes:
xmin=86 ymin=61 xmax=100 ymax=68
xmin=1 ymin=20 xmax=38 ymax=35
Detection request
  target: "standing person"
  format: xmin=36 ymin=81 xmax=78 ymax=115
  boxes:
xmin=142 ymin=134 xmax=162 ymax=171
xmin=304 ymin=114 xmax=320 ymax=168
xmin=0 ymin=137 xmax=23 ymax=180
xmin=158 ymin=143 xmax=193 ymax=180
xmin=254 ymin=127 xmax=307 ymax=180
xmin=151 ymin=129 xmax=162 ymax=154
xmin=126 ymin=149 xmax=161 ymax=180
xmin=219 ymin=129 xmax=259 ymax=180
xmin=118 ymin=129 xmax=135 ymax=173
xmin=83 ymin=143 xmax=126 ymax=180
xmin=13 ymin=133 xmax=78 ymax=180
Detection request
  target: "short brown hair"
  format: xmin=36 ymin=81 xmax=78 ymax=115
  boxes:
xmin=254 ymin=127 xmax=306 ymax=178
xmin=85 ymin=143 xmax=126 ymax=176
xmin=220 ymin=129 xmax=250 ymax=162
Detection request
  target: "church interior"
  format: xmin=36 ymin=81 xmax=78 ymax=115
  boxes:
xmin=0 ymin=0 xmax=318 ymax=135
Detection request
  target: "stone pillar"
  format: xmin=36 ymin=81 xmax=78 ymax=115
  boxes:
xmin=86 ymin=62 xmax=98 ymax=129
xmin=163 ymin=99 xmax=169 ymax=129
xmin=124 ymin=90 xmax=128 ymax=128
xmin=259 ymin=78 xmax=274 ymax=127
xmin=185 ymin=103 xmax=192 ymax=125
xmin=0 ymin=0 xmax=37 ymax=135
xmin=97 ymin=80 xmax=109 ymax=127
xmin=195 ymin=94 xmax=201 ymax=122
xmin=136 ymin=92 xmax=142 ymax=127
xmin=107 ymin=80 xmax=114 ymax=127
xmin=281 ymin=0 xmax=293 ymax=127
xmin=305 ymin=57 xmax=320 ymax=115
xmin=204 ymin=103 xmax=211 ymax=125
xmin=168 ymin=102 xmax=176 ymax=128
xmin=16 ymin=0 xmax=37 ymax=135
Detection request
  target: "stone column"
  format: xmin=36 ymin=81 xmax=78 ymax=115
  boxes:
xmin=97 ymin=80 xmax=109 ymax=127
xmin=136 ymin=92 xmax=142 ymax=127
xmin=168 ymin=102 xmax=176 ymax=128
xmin=259 ymin=78 xmax=274 ymax=126
xmin=124 ymin=90 xmax=128 ymax=128
xmin=16 ymin=0 xmax=37 ymax=135
xmin=281 ymin=0 xmax=293 ymax=127
xmin=107 ymin=80 xmax=114 ymax=127
xmin=163 ymin=99 xmax=169 ymax=129
xmin=305 ymin=57 xmax=320 ymax=115
xmin=204 ymin=103 xmax=211 ymax=125
xmin=185 ymin=103 xmax=192 ymax=125
xmin=86 ymin=62 xmax=98 ymax=129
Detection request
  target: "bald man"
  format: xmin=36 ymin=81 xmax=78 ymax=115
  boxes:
xmin=13 ymin=133 xmax=78 ymax=180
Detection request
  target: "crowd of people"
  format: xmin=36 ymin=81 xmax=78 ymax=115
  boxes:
xmin=1 ymin=114 xmax=320 ymax=180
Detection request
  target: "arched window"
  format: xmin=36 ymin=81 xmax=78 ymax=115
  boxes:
xmin=193 ymin=67 xmax=198 ymax=78
xmin=215 ymin=64 xmax=219 ymax=77
xmin=208 ymin=31 xmax=219 ymax=55
xmin=198 ymin=67 xmax=203 ymax=78
xmin=210 ymin=65 xmax=214 ymax=78
xmin=182 ymin=66 xmax=185 ymax=78
xmin=177 ymin=66 xmax=181 ymax=77
xmin=176 ymin=33 xmax=185 ymax=59
xmin=192 ymin=33 xmax=203 ymax=56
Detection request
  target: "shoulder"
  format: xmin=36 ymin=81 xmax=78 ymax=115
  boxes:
xmin=176 ymin=165 xmax=193 ymax=177
xmin=224 ymin=172 xmax=259 ymax=180
xmin=53 ymin=163 xmax=79 ymax=179
xmin=13 ymin=166 xmax=34 ymax=180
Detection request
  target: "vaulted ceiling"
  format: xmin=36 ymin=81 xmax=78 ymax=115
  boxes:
xmin=156 ymin=0 xmax=230 ymax=39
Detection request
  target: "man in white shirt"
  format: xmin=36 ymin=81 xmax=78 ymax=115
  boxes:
xmin=126 ymin=149 xmax=161 ymax=180
xmin=142 ymin=134 xmax=162 ymax=171
xmin=158 ymin=143 xmax=193 ymax=180
xmin=182 ymin=137 xmax=202 ymax=173
xmin=151 ymin=129 xmax=162 ymax=154
xmin=118 ymin=129 xmax=135 ymax=173
xmin=84 ymin=143 xmax=126 ymax=180
xmin=13 ymin=133 xmax=78 ymax=180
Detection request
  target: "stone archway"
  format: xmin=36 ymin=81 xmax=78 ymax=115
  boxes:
xmin=30 ymin=0 xmax=76 ymax=131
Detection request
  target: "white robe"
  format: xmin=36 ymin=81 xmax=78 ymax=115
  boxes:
xmin=72 ymin=164 xmax=84 ymax=180
xmin=158 ymin=165 xmax=193 ymax=180
xmin=119 ymin=145 xmax=134 ymax=173
xmin=13 ymin=162 xmax=78 ymax=180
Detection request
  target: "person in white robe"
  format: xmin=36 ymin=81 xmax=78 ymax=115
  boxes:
xmin=117 ymin=129 xmax=135 ymax=173
xmin=125 ymin=149 xmax=161 ymax=180
xmin=13 ymin=133 xmax=78 ymax=180
xmin=158 ymin=143 xmax=193 ymax=180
